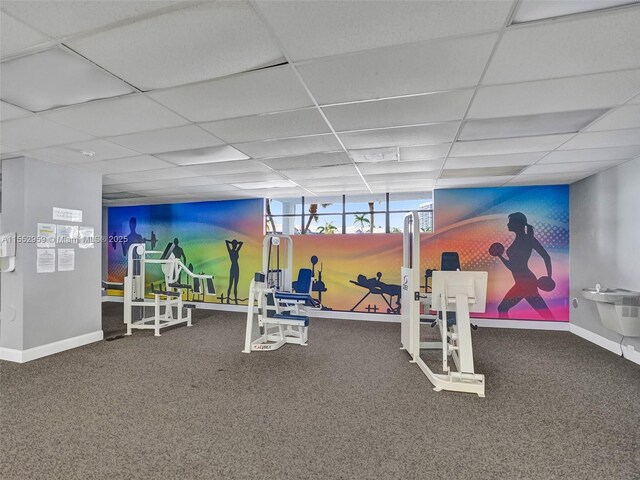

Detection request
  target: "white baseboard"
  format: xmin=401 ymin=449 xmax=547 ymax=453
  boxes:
xmin=569 ymin=323 xmax=640 ymax=365
xmin=569 ymin=323 xmax=622 ymax=356
xmin=0 ymin=330 xmax=104 ymax=363
xmin=621 ymin=344 xmax=640 ymax=365
xmin=474 ymin=318 xmax=570 ymax=331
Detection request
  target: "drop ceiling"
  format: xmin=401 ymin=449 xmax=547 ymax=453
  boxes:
xmin=0 ymin=0 xmax=639 ymax=206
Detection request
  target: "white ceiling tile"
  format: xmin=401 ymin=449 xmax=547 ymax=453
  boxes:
xmin=538 ymin=145 xmax=640 ymax=164
xmin=445 ymin=152 xmax=547 ymax=169
xmin=198 ymin=171 xmax=284 ymax=185
xmin=0 ymin=11 xmax=52 ymax=58
xmin=155 ymin=145 xmax=249 ymax=166
xmin=559 ymin=128 xmax=640 ymax=149
xmin=234 ymin=134 xmax=341 ymax=159
xmin=281 ymin=165 xmax=360 ymax=181
xmin=629 ymin=94 xmax=640 ymax=104
xmin=183 ymin=159 xmax=272 ymax=176
xmin=84 ymin=155 xmax=174 ymax=174
xmin=234 ymin=187 xmax=307 ymax=199
xmin=511 ymin=1 xmax=640 ymax=24
xmin=102 ymin=167 xmax=197 ymax=185
xmin=255 ymin=1 xmax=509 ymax=61
xmin=441 ymin=166 xmax=526 ymax=178
xmin=0 ymin=144 xmax=19 ymax=154
xmin=469 ymin=70 xmax=640 ymax=119
xmin=42 ymin=95 xmax=189 ymax=137
xmin=324 ymin=90 xmax=473 ymax=132
xmin=436 ymin=176 xmax=515 ymax=187
xmin=107 ymin=125 xmax=224 ymax=154
xmin=339 ymin=123 xmax=459 ymax=150
xmin=295 ymin=175 xmax=363 ymax=188
xmin=0 ymin=116 xmax=93 ymax=150
xmin=450 ymin=134 xmax=574 ymax=157
xmin=310 ymin=184 xmax=370 ymax=194
xmin=358 ymin=160 xmax=444 ymax=175
xmin=148 ymin=65 xmax=313 ymax=122
xmin=124 ymin=187 xmax=191 ymax=197
xmin=506 ymin=173 xmax=593 ymax=186
xmin=67 ymin=2 xmax=283 ymax=90
xmin=586 ymin=105 xmax=640 ymax=131
xmin=183 ymin=184 xmax=244 ymax=194
xmin=107 ymin=176 xmax=223 ymax=192
xmin=365 ymin=171 xmax=439 ymax=183
xmin=522 ymin=159 xmax=626 ymax=175
xmin=0 ymin=101 xmax=31 ymax=121
xmin=297 ymin=33 xmax=498 ymax=104
xmin=369 ymin=180 xmax=436 ymax=192
xmin=1 ymin=47 xmax=136 ymax=112
xmin=23 ymin=139 xmax=139 ymax=165
xmin=200 ymin=108 xmax=330 ymax=143
xmin=399 ymin=144 xmax=451 ymax=161
xmin=460 ymin=109 xmax=608 ymax=141
xmin=2 ymin=1 xmax=184 ymax=39
xmin=232 ymin=179 xmax=296 ymax=190
xmin=260 ymin=152 xmax=351 ymax=170
xmin=484 ymin=6 xmax=640 ymax=84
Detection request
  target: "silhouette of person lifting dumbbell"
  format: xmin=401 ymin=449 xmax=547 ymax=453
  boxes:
xmin=489 ymin=212 xmax=555 ymax=320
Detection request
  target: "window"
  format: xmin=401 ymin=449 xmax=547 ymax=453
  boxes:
xmin=265 ymin=193 xmax=433 ymax=235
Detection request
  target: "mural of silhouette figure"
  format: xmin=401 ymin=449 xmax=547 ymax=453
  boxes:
xmin=493 ymin=212 xmax=555 ymax=320
xmin=121 ymin=217 xmax=144 ymax=275
xmin=226 ymin=239 xmax=243 ymax=304
xmin=121 ymin=217 xmax=143 ymax=257
xmin=170 ymin=238 xmax=187 ymax=284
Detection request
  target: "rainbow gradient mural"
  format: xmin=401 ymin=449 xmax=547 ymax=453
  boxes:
xmin=107 ymin=199 xmax=262 ymax=304
xmin=288 ymin=185 xmax=569 ymax=321
xmin=106 ymin=186 xmax=569 ymax=321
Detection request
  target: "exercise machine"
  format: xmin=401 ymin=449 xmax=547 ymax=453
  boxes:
xmin=243 ymin=235 xmax=321 ymax=352
xmin=124 ymin=242 xmax=214 ymax=336
xmin=400 ymin=212 xmax=488 ymax=397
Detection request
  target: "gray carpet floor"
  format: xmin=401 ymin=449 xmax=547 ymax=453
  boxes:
xmin=1 ymin=304 xmax=639 ymax=480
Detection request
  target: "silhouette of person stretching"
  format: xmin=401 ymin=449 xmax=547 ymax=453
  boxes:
xmin=226 ymin=239 xmax=243 ymax=304
xmin=496 ymin=212 xmax=554 ymax=320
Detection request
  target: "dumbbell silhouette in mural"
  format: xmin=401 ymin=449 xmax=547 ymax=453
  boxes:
xmin=488 ymin=212 xmax=555 ymax=320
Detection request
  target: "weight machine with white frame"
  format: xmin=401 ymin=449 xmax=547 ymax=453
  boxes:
xmin=243 ymin=234 xmax=320 ymax=353
xmin=400 ymin=212 xmax=487 ymax=397
xmin=124 ymin=243 xmax=214 ymax=336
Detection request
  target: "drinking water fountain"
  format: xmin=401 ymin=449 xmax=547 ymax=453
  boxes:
xmin=582 ymin=284 xmax=640 ymax=337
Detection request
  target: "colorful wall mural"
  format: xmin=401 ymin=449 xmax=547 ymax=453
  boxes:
xmin=107 ymin=199 xmax=263 ymax=304
xmin=107 ymin=185 xmax=569 ymax=321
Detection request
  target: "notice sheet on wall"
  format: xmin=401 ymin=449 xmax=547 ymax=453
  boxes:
xmin=57 ymin=225 xmax=79 ymax=246
xmin=78 ymin=226 xmax=95 ymax=249
xmin=53 ymin=207 xmax=82 ymax=223
xmin=57 ymin=248 xmax=75 ymax=272
xmin=36 ymin=249 xmax=56 ymax=273
xmin=37 ymin=223 xmax=56 ymax=248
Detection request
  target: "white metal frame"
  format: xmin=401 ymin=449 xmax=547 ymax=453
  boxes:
xmin=123 ymin=243 xmax=213 ymax=337
xmin=400 ymin=212 xmax=488 ymax=397
xmin=243 ymin=234 xmax=317 ymax=353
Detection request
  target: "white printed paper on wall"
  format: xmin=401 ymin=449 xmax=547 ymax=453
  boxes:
xmin=57 ymin=248 xmax=75 ymax=272
xmin=53 ymin=207 xmax=82 ymax=223
xmin=78 ymin=226 xmax=95 ymax=249
xmin=36 ymin=248 xmax=56 ymax=273
xmin=57 ymin=225 xmax=79 ymax=246
xmin=37 ymin=223 xmax=56 ymax=248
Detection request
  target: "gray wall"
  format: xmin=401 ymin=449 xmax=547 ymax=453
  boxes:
xmin=1 ymin=157 xmax=102 ymax=351
xmin=570 ymin=157 xmax=640 ymax=350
